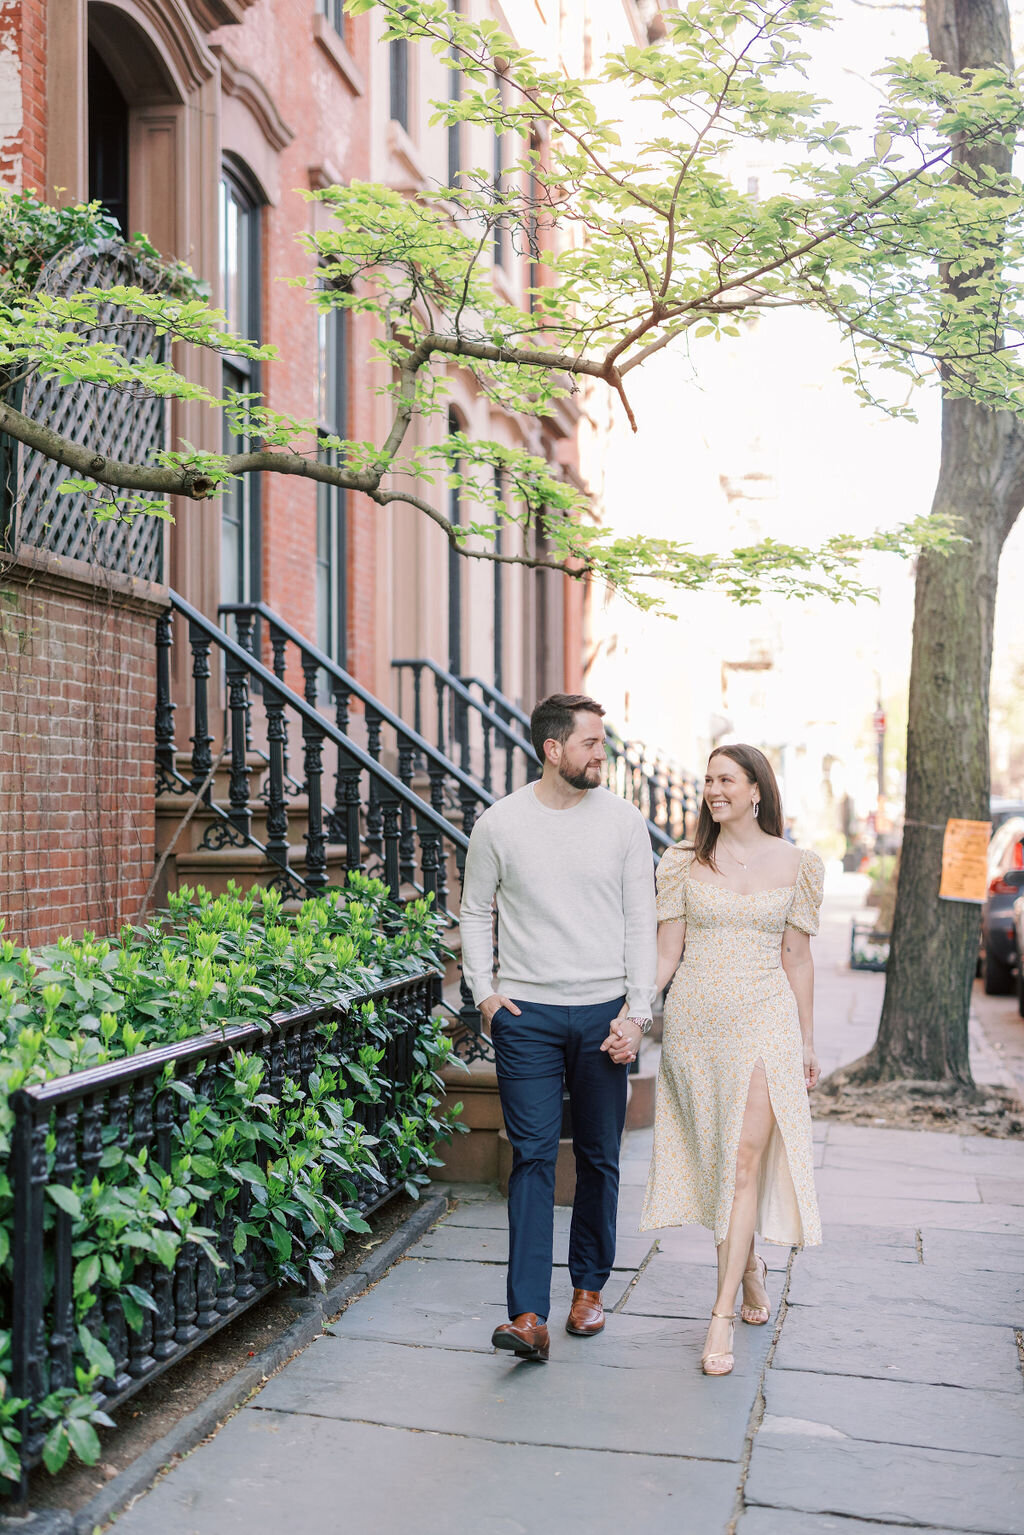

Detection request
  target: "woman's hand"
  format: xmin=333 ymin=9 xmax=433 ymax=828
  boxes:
xmin=803 ymin=1044 xmax=820 ymax=1092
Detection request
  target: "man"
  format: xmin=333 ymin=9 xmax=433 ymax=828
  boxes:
xmin=459 ymin=693 xmax=657 ymax=1361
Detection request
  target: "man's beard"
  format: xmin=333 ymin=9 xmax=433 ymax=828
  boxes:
xmin=559 ymin=761 xmax=601 ymax=791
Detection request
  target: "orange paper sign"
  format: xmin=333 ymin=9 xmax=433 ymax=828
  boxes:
xmin=938 ymin=818 xmax=991 ymax=904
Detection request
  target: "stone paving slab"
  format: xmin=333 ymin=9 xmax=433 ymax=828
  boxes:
xmin=408 ymin=1221 xmax=657 ymax=1270
xmin=813 ymin=1194 xmax=1023 ymax=1234
xmin=745 ymin=1437 xmax=1024 ymax=1534
xmin=623 ymin=1254 xmax=784 ymax=1320
xmin=648 ymin=1224 xmax=791 ymax=1270
xmin=326 ymin=1257 xmax=636 ymax=1352
xmin=814 ymin=1165 xmax=982 ymax=1202
xmin=920 ymin=1226 xmax=1024 ymax=1271
xmin=111 ymin=1411 xmax=741 ymax=1535
xmin=740 ymin=1509 xmax=966 ymax=1535
xmin=786 ymin=1255 xmax=1023 ymax=1324
xmin=978 ymin=1174 xmax=1024 ymax=1204
xmin=762 ymin=1368 xmax=1024 ymax=1456
xmin=771 ymin=1304 xmax=1022 ymax=1392
xmin=253 ymin=1331 xmax=757 ymax=1460
xmin=797 ymin=1224 xmax=920 ymax=1261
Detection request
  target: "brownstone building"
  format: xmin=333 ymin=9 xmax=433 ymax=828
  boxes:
xmin=0 ymin=0 xmax=590 ymax=945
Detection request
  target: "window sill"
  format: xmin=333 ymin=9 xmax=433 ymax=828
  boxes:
xmin=312 ymin=13 xmax=366 ymax=96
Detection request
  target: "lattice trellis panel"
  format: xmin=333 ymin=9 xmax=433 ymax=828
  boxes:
xmin=8 ymin=241 xmax=169 ymax=582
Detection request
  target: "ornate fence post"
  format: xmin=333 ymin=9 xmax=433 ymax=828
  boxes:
xmin=155 ymin=608 xmax=177 ymax=789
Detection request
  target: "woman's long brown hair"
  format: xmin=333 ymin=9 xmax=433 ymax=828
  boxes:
xmin=692 ymin=744 xmax=785 ymax=868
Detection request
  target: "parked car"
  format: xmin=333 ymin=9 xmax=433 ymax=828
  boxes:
xmin=981 ymin=816 xmax=1024 ymax=994
xmin=1012 ymin=890 xmax=1024 ymax=1016
xmin=991 ymin=797 xmax=1024 ymax=833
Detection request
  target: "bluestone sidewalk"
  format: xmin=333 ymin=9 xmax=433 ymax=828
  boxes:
xmin=111 ymin=877 xmax=1024 ymax=1535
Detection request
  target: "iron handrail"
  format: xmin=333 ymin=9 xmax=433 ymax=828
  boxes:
xmin=171 ymin=591 xmax=468 ymax=855
xmin=460 ymin=675 xmax=532 ymax=736
xmin=392 ymin=657 xmax=542 ymax=764
xmin=219 ymin=602 xmax=495 ymax=812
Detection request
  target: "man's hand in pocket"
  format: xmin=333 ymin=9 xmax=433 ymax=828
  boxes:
xmin=479 ymin=994 xmax=522 ymax=1026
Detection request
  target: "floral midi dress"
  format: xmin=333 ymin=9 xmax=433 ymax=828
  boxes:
xmin=640 ymin=845 xmax=824 ymax=1248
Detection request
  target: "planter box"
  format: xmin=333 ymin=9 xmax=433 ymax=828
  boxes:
xmin=850 ymin=920 xmax=890 ymax=972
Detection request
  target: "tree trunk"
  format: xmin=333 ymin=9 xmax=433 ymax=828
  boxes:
xmin=868 ymin=412 xmax=1004 ymax=1085
xmin=845 ymin=0 xmax=1024 ymax=1090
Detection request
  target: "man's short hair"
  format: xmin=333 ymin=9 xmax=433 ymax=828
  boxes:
xmin=530 ymin=693 xmax=606 ymax=761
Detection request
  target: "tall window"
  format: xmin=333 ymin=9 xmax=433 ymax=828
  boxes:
xmin=390 ymin=34 xmax=409 ymax=130
xmin=448 ymin=410 xmax=463 ymax=676
xmin=447 ymin=1 xmax=462 ymax=188
xmin=493 ymin=467 xmax=504 ymax=691
xmin=492 ymin=79 xmax=505 ymax=267
xmin=316 ymin=294 xmax=349 ymax=673
xmin=527 ymin=133 xmax=543 ymax=314
xmin=219 ymin=164 xmax=263 ymax=609
xmin=318 ymin=0 xmax=348 ymax=38
xmin=88 ymin=47 xmax=129 ymax=234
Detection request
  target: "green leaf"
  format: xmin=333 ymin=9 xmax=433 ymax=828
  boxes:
xmin=77 ymin=1326 xmax=116 ymax=1379
xmin=41 ymin=1423 xmax=69 ymax=1475
xmin=66 ymin=1416 xmax=101 ymax=1466
xmin=73 ymin=1254 xmax=100 ymax=1297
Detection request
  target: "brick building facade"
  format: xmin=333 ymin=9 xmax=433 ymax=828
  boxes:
xmin=0 ymin=0 xmax=594 ymax=943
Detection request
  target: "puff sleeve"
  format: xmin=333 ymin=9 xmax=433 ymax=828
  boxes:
xmin=655 ymin=845 xmax=692 ymax=923
xmin=787 ymin=849 xmax=825 ymax=936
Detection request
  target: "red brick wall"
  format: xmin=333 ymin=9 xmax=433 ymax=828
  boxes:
xmin=0 ymin=568 xmax=159 ymax=947
xmin=0 ymin=0 xmax=46 ymax=190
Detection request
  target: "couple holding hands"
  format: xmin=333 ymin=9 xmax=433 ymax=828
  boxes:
xmin=460 ymin=693 xmax=823 ymax=1377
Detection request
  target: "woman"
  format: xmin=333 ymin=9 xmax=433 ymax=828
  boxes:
xmin=640 ymin=744 xmax=824 ymax=1376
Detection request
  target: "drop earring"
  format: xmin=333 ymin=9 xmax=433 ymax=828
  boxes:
xmin=753 ymin=801 xmax=760 ymax=819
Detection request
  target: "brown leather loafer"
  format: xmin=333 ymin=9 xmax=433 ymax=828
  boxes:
xmin=566 ymin=1288 xmax=605 ymax=1336
xmin=491 ymin=1313 xmax=550 ymax=1361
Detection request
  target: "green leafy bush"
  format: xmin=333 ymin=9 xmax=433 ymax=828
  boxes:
xmin=0 ymin=875 xmax=459 ymax=1481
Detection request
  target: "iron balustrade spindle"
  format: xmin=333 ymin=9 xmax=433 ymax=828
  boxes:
xmin=188 ymin=623 xmax=214 ymax=798
xmin=154 ymin=609 xmax=176 ymax=789
xmin=226 ymin=648 xmax=252 ymax=841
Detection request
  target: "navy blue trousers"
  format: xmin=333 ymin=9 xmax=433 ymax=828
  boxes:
xmin=492 ymin=995 xmax=629 ymax=1322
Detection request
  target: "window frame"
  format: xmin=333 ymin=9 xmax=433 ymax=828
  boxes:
xmin=219 ymin=158 xmax=264 ymax=612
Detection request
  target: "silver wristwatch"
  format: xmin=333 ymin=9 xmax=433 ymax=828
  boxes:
xmin=626 ymin=1015 xmax=653 ymax=1035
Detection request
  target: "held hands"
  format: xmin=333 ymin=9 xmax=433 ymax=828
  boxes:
xmin=600 ymin=1004 xmax=642 ymax=1065
xmin=479 ymin=994 xmax=521 ymax=1027
xmin=803 ymin=1044 xmax=820 ymax=1092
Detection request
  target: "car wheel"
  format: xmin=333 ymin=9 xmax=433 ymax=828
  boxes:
xmin=983 ymin=948 xmax=1014 ymax=996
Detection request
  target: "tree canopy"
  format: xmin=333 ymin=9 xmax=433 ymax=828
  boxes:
xmin=4 ymin=0 xmax=1024 ymax=606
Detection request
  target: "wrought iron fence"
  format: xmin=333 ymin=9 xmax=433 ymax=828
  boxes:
xmin=8 ymin=970 xmax=439 ymax=1496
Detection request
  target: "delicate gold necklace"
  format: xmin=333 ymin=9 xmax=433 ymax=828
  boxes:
xmin=719 ymin=840 xmax=758 ymax=871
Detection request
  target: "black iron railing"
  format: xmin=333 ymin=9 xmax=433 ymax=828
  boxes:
xmin=392 ymin=658 xmax=541 ymax=798
xmin=219 ymin=602 xmax=495 ymax=852
xmin=451 ymin=672 xmax=701 ymax=855
xmin=158 ymin=593 xmax=473 ymax=913
xmin=157 ymin=594 xmax=490 ymax=1057
xmin=9 ymin=971 xmax=438 ymax=1498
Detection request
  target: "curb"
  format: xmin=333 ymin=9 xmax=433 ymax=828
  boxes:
xmin=4 ymin=1192 xmax=448 ymax=1535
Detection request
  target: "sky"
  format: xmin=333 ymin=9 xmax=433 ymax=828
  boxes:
xmin=582 ymin=0 xmax=1024 ymax=842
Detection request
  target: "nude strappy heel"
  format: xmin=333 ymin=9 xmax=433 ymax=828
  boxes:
xmin=701 ymin=1311 xmax=736 ymax=1376
xmin=741 ymin=1254 xmax=770 ymax=1326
